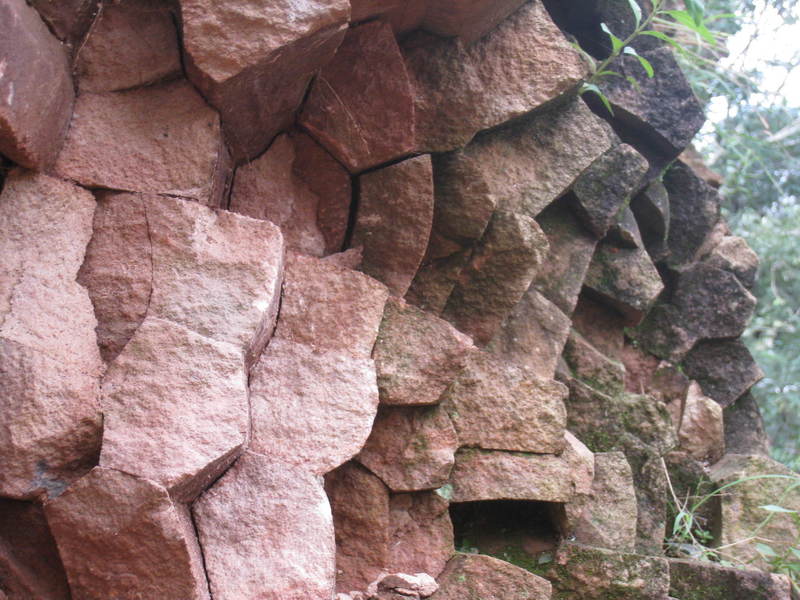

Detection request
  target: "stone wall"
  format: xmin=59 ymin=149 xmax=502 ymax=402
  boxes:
xmin=0 ymin=1 xmax=797 ymax=599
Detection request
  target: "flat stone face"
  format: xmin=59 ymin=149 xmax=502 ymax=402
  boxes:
xmin=27 ymin=0 xmax=98 ymax=45
xmin=486 ymin=286 xmax=571 ymax=380
xmin=275 ymin=253 xmax=388 ymax=358
xmin=300 ymin=21 xmax=415 ymax=173
xmin=545 ymin=543 xmax=670 ymax=600
xmin=403 ymin=0 xmax=587 ymax=152
xmin=723 ymin=392 xmax=771 ymax=456
xmin=194 ymin=452 xmax=336 ymax=600
xmin=0 ymin=0 xmax=74 ymax=169
xmin=231 ymin=133 xmax=326 ymax=257
xmin=74 ymin=0 xmax=182 ymax=93
xmin=357 ymin=405 xmax=458 ymax=492
xmin=675 ymin=383 xmax=725 ymax=463
xmin=599 ymin=45 xmax=705 ymax=157
xmin=631 ymin=180 xmax=670 ymax=260
xmin=584 ymin=241 xmax=664 ymax=326
xmin=353 ymin=155 xmax=435 ymax=296
xmin=668 ymin=558 xmax=792 ymax=600
xmin=249 ymin=339 xmax=379 ymax=475
xmin=423 ymin=0 xmax=528 ymax=43
xmin=388 ymin=492 xmax=454 ymax=579
xmin=683 ymin=339 xmax=763 ymax=407
xmin=100 ymin=317 xmax=249 ymax=501
xmin=44 ymin=467 xmax=210 ymax=600
xmin=181 ymin=0 xmax=349 ymax=161
xmin=563 ymin=329 xmax=626 ymax=396
xmin=703 ymin=235 xmax=759 ymax=289
xmin=431 ymin=553 xmax=551 ymax=600
xmin=374 ymin=297 xmax=474 ymax=406
xmin=571 ymin=144 xmax=649 ymax=238
xmin=441 ymin=351 xmax=567 ymax=453
xmin=0 ymin=171 xmax=102 ymax=500
xmin=54 ymin=79 xmax=230 ymax=206
xmin=146 ymin=196 xmax=285 ymax=364
xmin=325 ymin=462 xmax=390 ymax=593
xmin=569 ymin=451 xmax=638 ymax=552
xmin=442 ymin=211 xmax=549 ymax=345
xmin=77 ymin=192 xmax=152 ymax=363
xmin=0 ymin=498 xmax=70 ymax=600
xmin=449 ymin=434 xmax=593 ymax=503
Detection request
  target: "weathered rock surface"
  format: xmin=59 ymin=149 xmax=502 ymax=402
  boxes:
xmin=674 ymin=383 xmax=725 ymax=463
xmin=682 ymin=339 xmax=763 ymax=407
xmin=374 ymin=297 xmax=473 ymax=406
xmin=545 ymin=542 xmax=670 ymax=600
xmin=0 ymin=498 xmax=70 ymax=599
xmin=703 ymin=235 xmax=759 ymax=289
xmin=276 ymin=253 xmax=389 ymax=358
xmin=441 ymin=350 xmax=567 ymax=453
xmin=568 ymin=451 xmax=638 ymax=552
xmin=571 ymin=294 xmax=626 ymax=360
xmin=77 ymin=192 xmax=151 ymax=363
xmin=353 ymin=155 xmax=434 ymax=296
xmin=431 ymin=553 xmax=551 ymax=600
xmin=0 ymin=171 xmax=102 ymax=500
xmin=27 ymin=0 xmax=98 ymax=47
xmin=231 ymin=133 xmax=326 ymax=256
xmin=100 ymin=317 xmax=248 ymax=501
xmin=449 ymin=433 xmax=594 ymax=503
xmin=0 ymin=0 xmax=74 ymax=169
xmin=403 ymin=0 xmax=587 ymax=152
xmin=442 ymin=211 xmax=549 ymax=345
xmin=571 ymin=144 xmax=649 ymax=238
xmin=194 ymin=452 xmax=335 ymax=600
xmin=607 ymin=206 xmax=644 ymax=249
xmin=563 ymin=329 xmax=626 ymax=396
xmin=44 ymin=467 xmax=210 ymax=600
xmin=631 ymin=180 xmax=670 ymax=261
xmin=423 ymin=0 xmax=529 ymax=43
xmin=388 ymin=492 xmax=454 ymax=580
xmin=668 ymin=558 xmax=792 ymax=600
xmin=55 ymin=79 xmax=230 ymax=206
xmin=358 ymin=406 xmax=458 ymax=492
xmin=250 ymin=339 xmax=379 ymax=475
xmin=486 ymin=286 xmax=572 ymax=380
xmin=301 ymin=21 xmax=415 ymax=173
xmin=74 ymin=0 xmax=181 ymax=93
xmin=180 ymin=0 xmax=349 ymax=161
xmin=724 ymin=393 xmax=771 ymax=456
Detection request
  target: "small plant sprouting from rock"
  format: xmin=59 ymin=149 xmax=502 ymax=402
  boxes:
xmin=577 ymin=0 xmax=719 ymax=114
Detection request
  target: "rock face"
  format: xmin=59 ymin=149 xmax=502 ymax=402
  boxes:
xmin=301 ymin=21 xmax=415 ymax=173
xmin=431 ymin=553 xmax=551 ymax=600
xmin=668 ymin=558 xmax=793 ymax=600
xmin=180 ymin=0 xmax=349 ymax=161
xmin=0 ymin=171 xmax=102 ymax=500
xmin=0 ymin=0 xmax=74 ymax=169
xmin=44 ymin=467 xmax=210 ymax=600
xmin=55 ymin=79 xmax=230 ymax=206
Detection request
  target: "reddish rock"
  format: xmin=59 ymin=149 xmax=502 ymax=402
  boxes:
xmin=486 ymin=286 xmax=571 ymax=380
xmin=388 ymin=492 xmax=454 ymax=579
xmin=55 ymin=79 xmax=230 ymax=206
xmin=326 ymin=462 xmax=391 ymax=593
xmin=291 ymin=130 xmax=352 ymax=255
xmin=301 ymin=21 xmax=416 ymax=173
xmin=100 ymin=317 xmax=249 ymax=501
xmin=703 ymin=235 xmax=759 ymax=289
xmin=44 ymin=467 xmax=210 ymax=600
xmin=403 ymin=0 xmax=587 ymax=152
xmin=77 ymin=192 xmax=152 ymax=363
xmin=441 ymin=350 xmax=567 ymax=453
xmin=563 ymin=329 xmax=626 ymax=396
xmin=358 ymin=406 xmax=458 ymax=492
xmin=675 ymin=383 xmax=724 ymax=463
xmin=449 ymin=433 xmax=594 ymax=503
xmin=350 ymin=0 xmax=401 ymax=21
xmin=0 ymin=0 xmax=74 ymax=169
xmin=180 ymin=0 xmax=349 ymax=161
xmin=405 ymin=240 xmax=473 ymax=315
xmin=194 ymin=452 xmax=336 ymax=600
xmin=27 ymin=0 xmax=98 ymax=47
xmin=534 ymin=200 xmax=600 ymax=316
xmin=0 ymin=172 xmax=102 ymax=500
xmin=250 ymin=339 xmax=379 ymax=475
xmin=431 ymin=553 xmax=551 ymax=600
xmin=146 ymin=197 xmax=284 ymax=364
xmin=74 ymin=0 xmax=182 ymax=93
xmin=424 ymin=0 xmax=528 ymax=43
xmin=374 ymin=297 xmax=473 ymax=406
xmin=276 ymin=253 xmax=389 ymax=358
xmin=353 ymin=155 xmax=434 ymax=296
xmin=0 ymin=499 xmax=70 ymax=599
xmin=442 ymin=211 xmax=549 ymax=345
xmin=568 ymin=451 xmax=638 ymax=552
xmin=231 ymin=134 xmax=326 ymax=256
xmin=324 ymin=247 xmax=364 ymax=270
xmin=369 ymin=572 xmax=439 ymax=599
xmin=668 ymin=557 xmax=792 ymax=600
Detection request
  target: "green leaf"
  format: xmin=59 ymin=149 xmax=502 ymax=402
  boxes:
xmin=596 ymin=70 xmax=623 ymax=79
xmin=683 ymin=0 xmax=706 ymax=25
xmin=624 ymin=46 xmax=654 ymax=77
xmin=601 ymin=22 xmax=624 ymax=53
xmin=663 ymin=10 xmax=716 ymax=45
xmin=639 ymin=29 xmax=682 ymax=49
xmin=760 ymin=504 xmax=798 ymax=513
xmin=626 ymin=0 xmax=642 ymax=27
xmin=755 ymin=543 xmax=778 ymax=557
xmin=580 ymin=82 xmax=614 ymax=115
